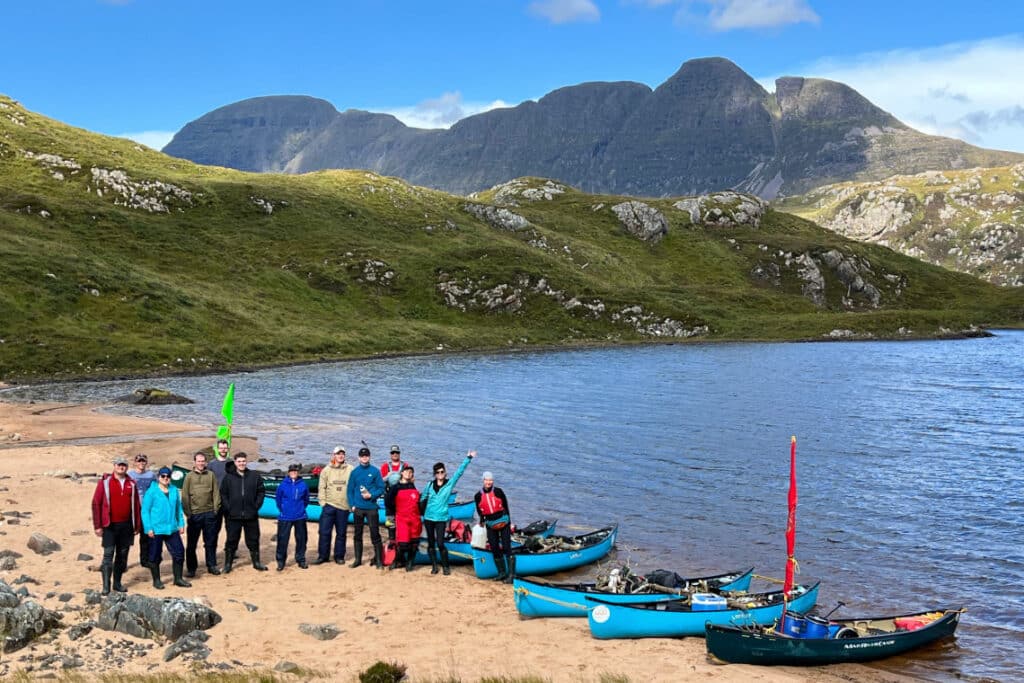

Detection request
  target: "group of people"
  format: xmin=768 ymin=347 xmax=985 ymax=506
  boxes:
xmin=90 ymin=440 xmax=517 ymax=595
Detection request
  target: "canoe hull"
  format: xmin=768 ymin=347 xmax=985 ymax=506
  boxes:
xmin=513 ymin=568 xmax=755 ymax=618
xmin=473 ymin=526 xmax=617 ymax=579
xmin=412 ymin=519 xmax=559 ymax=566
xmin=705 ymin=609 xmax=961 ymax=665
xmin=587 ymin=583 xmax=820 ymax=639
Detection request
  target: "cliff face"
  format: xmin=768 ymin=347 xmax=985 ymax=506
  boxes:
xmin=163 ymin=59 xmax=1024 ymax=198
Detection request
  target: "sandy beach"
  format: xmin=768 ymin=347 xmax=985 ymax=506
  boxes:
xmin=0 ymin=400 xmax=917 ymax=682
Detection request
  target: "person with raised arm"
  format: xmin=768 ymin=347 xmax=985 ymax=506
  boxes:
xmin=420 ymin=450 xmax=475 ymax=575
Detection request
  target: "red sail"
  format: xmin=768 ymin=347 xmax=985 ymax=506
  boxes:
xmin=783 ymin=435 xmax=798 ymax=600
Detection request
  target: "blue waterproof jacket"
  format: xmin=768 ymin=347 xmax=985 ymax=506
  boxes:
xmin=276 ymin=477 xmax=310 ymax=521
xmin=142 ymin=485 xmax=185 ymax=535
xmin=346 ymin=463 xmax=385 ymax=510
xmin=420 ymin=456 xmax=472 ymax=522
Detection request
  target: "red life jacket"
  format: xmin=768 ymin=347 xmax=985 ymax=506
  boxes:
xmin=478 ymin=488 xmax=505 ymax=516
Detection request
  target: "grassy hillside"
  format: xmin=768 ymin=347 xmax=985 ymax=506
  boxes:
xmin=1 ymin=95 xmax=1022 ymax=381
xmin=776 ymin=165 xmax=1024 ymax=286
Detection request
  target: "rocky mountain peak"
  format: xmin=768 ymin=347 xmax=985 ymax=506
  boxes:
xmin=774 ymin=77 xmax=901 ymax=127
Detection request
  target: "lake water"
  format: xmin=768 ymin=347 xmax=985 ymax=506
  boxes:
xmin=6 ymin=331 xmax=1023 ymax=682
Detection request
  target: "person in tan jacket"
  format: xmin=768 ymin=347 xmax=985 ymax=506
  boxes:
xmin=181 ymin=451 xmax=222 ymax=577
xmin=313 ymin=446 xmax=352 ymax=565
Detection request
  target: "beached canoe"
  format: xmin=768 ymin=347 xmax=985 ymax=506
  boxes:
xmin=586 ymin=582 xmax=820 ymax=639
xmin=512 ymin=567 xmax=755 ymax=618
xmin=411 ymin=519 xmax=558 ymax=566
xmin=472 ymin=526 xmax=618 ymax=579
xmin=705 ymin=607 xmax=961 ymax=665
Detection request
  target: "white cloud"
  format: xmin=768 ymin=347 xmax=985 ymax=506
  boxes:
xmin=116 ymin=130 xmax=176 ymax=151
xmin=383 ymin=92 xmax=510 ymax=130
xmin=653 ymin=0 xmax=818 ymax=30
xmin=528 ymin=0 xmax=600 ymax=24
xmin=758 ymin=35 xmax=1024 ymax=153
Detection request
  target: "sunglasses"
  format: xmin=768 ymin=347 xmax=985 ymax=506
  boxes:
xmin=158 ymin=473 xmax=171 ymax=478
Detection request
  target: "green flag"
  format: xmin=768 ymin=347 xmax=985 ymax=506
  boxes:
xmin=216 ymin=383 xmax=235 ymax=445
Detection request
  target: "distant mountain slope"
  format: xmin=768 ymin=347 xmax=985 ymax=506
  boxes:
xmin=163 ymin=57 xmax=1023 ymax=198
xmin=2 ymin=95 xmax=1022 ymax=381
xmin=777 ymin=165 xmax=1024 ymax=286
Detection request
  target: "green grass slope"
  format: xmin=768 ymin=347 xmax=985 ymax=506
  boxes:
xmin=1 ymin=95 xmax=1022 ymax=381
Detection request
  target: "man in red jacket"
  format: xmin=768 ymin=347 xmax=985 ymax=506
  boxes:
xmin=91 ymin=456 xmax=142 ymax=595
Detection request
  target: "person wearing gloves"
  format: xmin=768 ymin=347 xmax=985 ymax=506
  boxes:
xmin=420 ymin=450 xmax=475 ymax=575
xmin=346 ymin=447 xmax=386 ymax=568
xmin=141 ymin=467 xmax=190 ymax=589
xmin=474 ymin=471 xmax=514 ymax=582
xmin=275 ymin=463 xmax=310 ymax=571
xmin=385 ymin=464 xmax=421 ymax=572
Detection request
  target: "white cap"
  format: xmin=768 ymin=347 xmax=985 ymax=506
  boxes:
xmin=332 ymin=446 xmax=346 ymax=455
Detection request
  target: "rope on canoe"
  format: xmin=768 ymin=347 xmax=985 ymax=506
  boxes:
xmin=513 ymin=586 xmax=589 ymax=612
xmin=752 ymin=574 xmax=786 ymax=584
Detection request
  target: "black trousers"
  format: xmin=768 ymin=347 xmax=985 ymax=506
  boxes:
xmin=486 ymin=524 xmax=513 ymax=557
xmin=224 ymin=517 xmax=261 ymax=555
xmin=138 ymin=531 xmax=150 ymax=565
xmin=351 ymin=507 xmax=382 ymax=547
xmin=424 ymin=519 xmax=448 ymax=551
xmin=276 ymin=519 xmax=308 ymax=563
xmin=101 ymin=520 xmax=135 ymax=572
xmin=186 ymin=510 xmax=220 ymax=571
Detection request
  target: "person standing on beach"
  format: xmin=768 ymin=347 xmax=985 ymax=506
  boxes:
xmin=219 ymin=452 xmax=268 ymax=573
xmin=474 ymin=471 xmax=514 ymax=582
xmin=314 ymin=446 xmax=351 ymax=565
xmin=421 ymin=451 xmax=474 ymax=575
xmin=181 ymin=451 xmax=222 ymax=578
xmin=275 ymin=463 xmax=310 ymax=570
xmin=347 ymin=447 xmax=385 ymax=568
xmin=207 ymin=438 xmax=235 ymax=560
xmin=142 ymin=467 xmax=191 ymax=589
xmin=381 ymin=444 xmax=406 ymax=541
xmin=91 ymin=456 xmax=142 ymax=595
xmin=385 ymin=464 xmax=421 ymax=572
xmin=127 ymin=454 xmax=155 ymax=569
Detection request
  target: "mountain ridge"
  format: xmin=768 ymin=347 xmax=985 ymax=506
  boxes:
xmin=163 ymin=57 xmax=1023 ymax=199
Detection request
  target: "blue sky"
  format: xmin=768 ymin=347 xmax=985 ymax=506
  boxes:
xmin=2 ymin=1 xmax=1023 ymax=154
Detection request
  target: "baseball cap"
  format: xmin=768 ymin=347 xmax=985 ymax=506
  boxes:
xmin=157 ymin=466 xmax=172 ymax=477
xmin=390 ymin=445 xmax=401 ymax=453
xmin=358 ymin=447 xmax=371 ymax=457
xmin=113 ymin=456 xmax=129 ymax=466
xmin=288 ymin=463 xmax=301 ymax=472
xmin=332 ymin=446 xmax=346 ymax=455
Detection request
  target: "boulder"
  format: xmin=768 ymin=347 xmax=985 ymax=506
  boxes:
xmin=611 ymin=201 xmax=668 ymax=242
xmin=0 ymin=580 xmax=63 ymax=652
xmin=97 ymin=593 xmax=221 ymax=642
xmin=27 ymin=533 xmax=61 ymax=556
xmin=298 ymin=622 xmax=341 ymax=640
xmin=163 ymin=629 xmax=211 ymax=662
xmin=114 ymin=388 xmax=194 ymax=405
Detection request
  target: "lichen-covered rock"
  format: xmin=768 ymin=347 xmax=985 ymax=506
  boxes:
xmin=298 ymin=622 xmax=341 ymax=640
xmin=462 ymin=203 xmax=531 ymax=231
xmin=163 ymin=629 xmax=211 ymax=662
xmin=89 ymin=167 xmax=194 ymax=213
xmin=114 ymin=388 xmax=194 ymax=405
xmin=674 ymin=192 xmax=768 ymax=228
xmin=0 ymin=580 xmax=63 ymax=652
xmin=483 ymin=178 xmax=567 ymax=206
xmin=97 ymin=593 xmax=221 ymax=642
xmin=611 ymin=201 xmax=668 ymax=242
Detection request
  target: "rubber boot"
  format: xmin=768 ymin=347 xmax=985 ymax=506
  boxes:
xmin=349 ymin=538 xmax=363 ymax=568
xmin=389 ymin=544 xmax=404 ymax=571
xmin=112 ymin=568 xmax=128 ymax=593
xmin=405 ymin=545 xmax=417 ymax=572
xmin=440 ymin=548 xmax=451 ymax=576
xmin=172 ymin=560 xmax=192 ymax=587
xmin=503 ymin=555 xmax=516 ymax=584
xmin=150 ymin=563 xmax=165 ymax=590
xmin=428 ymin=548 xmax=439 ymax=575
xmin=206 ymin=563 xmax=221 ymax=576
xmin=100 ymin=564 xmax=112 ymax=596
xmin=492 ymin=554 xmax=507 ymax=582
xmin=250 ymin=551 xmax=268 ymax=571
xmin=222 ymin=550 xmax=235 ymax=574
xmin=371 ymin=542 xmax=385 ymax=570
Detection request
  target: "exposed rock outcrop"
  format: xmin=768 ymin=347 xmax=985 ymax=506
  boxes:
xmin=611 ymin=201 xmax=668 ymax=242
xmin=674 ymin=192 xmax=767 ymax=228
xmin=97 ymin=593 xmax=221 ymax=642
xmin=0 ymin=580 xmax=63 ymax=652
xmin=114 ymin=388 xmax=194 ymax=405
xmin=462 ymin=203 xmax=531 ymax=231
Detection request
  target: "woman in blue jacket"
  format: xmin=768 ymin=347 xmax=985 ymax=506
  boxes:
xmin=420 ymin=450 xmax=475 ymax=575
xmin=142 ymin=467 xmax=190 ymax=589
xmin=275 ymin=463 xmax=311 ymax=571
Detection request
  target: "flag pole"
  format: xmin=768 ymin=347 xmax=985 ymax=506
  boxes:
xmin=782 ymin=435 xmax=798 ymax=622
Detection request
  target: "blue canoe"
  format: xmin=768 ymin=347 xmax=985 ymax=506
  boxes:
xmin=257 ymin=494 xmax=469 ymax=524
xmin=472 ymin=526 xmax=618 ymax=579
xmin=512 ymin=567 xmax=755 ymax=618
xmin=586 ymin=582 xmax=820 ymax=639
xmin=412 ymin=519 xmax=558 ymax=566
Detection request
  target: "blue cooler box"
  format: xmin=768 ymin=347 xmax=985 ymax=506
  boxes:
xmin=692 ymin=593 xmax=728 ymax=611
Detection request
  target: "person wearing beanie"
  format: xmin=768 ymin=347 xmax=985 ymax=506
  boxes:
xmin=474 ymin=471 xmax=514 ymax=582
xmin=420 ymin=450 xmax=475 ymax=575
xmin=141 ymin=467 xmax=191 ymax=590
xmin=346 ymin=447 xmax=386 ymax=568
xmin=275 ymin=463 xmax=310 ymax=571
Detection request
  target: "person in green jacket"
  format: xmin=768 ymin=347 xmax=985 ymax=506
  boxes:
xmin=419 ymin=450 xmax=475 ymax=575
xmin=142 ymin=467 xmax=191 ymax=590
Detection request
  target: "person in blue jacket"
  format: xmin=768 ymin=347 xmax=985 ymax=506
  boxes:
xmin=141 ymin=467 xmax=190 ymax=590
xmin=346 ymin=447 xmax=386 ymax=568
xmin=275 ymin=463 xmax=310 ymax=571
xmin=419 ymin=450 xmax=475 ymax=575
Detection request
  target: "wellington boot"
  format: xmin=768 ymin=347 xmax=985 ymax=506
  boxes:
xmin=172 ymin=561 xmax=192 ymax=588
xmin=503 ymin=555 xmax=516 ymax=584
xmin=150 ymin=563 xmax=165 ymax=590
xmin=250 ymin=551 xmax=268 ymax=571
xmin=389 ymin=545 xmax=404 ymax=571
xmin=206 ymin=564 xmax=221 ymax=576
xmin=112 ymin=569 xmax=128 ymax=593
xmin=440 ymin=548 xmax=451 ymax=576
xmin=405 ymin=546 xmax=417 ymax=572
xmin=222 ymin=550 xmax=235 ymax=574
xmin=100 ymin=565 xmax=112 ymax=596
xmin=428 ymin=548 xmax=439 ymax=575
xmin=492 ymin=554 xmax=507 ymax=582
xmin=350 ymin=539 xmax=363 ymax=568
xmin=371 ymin=542 xmax=385 ymax=570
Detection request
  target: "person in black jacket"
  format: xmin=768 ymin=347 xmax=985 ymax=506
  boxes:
xmin=218 ymin=452 xmax=268 ymax=573
xmin=474 ymin=471 xmax=514 ymax=582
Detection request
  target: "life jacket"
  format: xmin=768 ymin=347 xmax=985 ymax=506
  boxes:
xmin=477 ymin=488 xmax=505 ymax=516
xmin=447 ymin=518 xmax=469 ymax=542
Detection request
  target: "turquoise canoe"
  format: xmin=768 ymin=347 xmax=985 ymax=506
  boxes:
xmin=412 ymin=519 xmax=558 ymax=565
xmin=586 ymin=582 xmax=820 ymax=639
xmin=257 ymin=496 xmax=470 ymax=524
xmin=472 ymin=526 xmax=618 ymax=579
xmin=512 ymin=567 xmax=755 ymax=618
